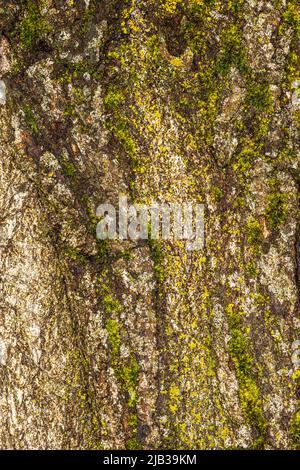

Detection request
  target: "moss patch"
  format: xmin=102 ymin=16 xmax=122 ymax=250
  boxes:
xmin=226 ymin=304 xmax=267 ymax=447
xmin=19 ymin=0 xmax=52 ymax=50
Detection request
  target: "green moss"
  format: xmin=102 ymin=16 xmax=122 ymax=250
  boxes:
xmin=239 ymin=378 xmax=267 ymax=441
xmin=126 ymin=437 xmax=140 ymax=450
xmin=104 ymin=87 xmax=125 ymax=109
xmin=65 ymin=247 xmax=86 ymax=262
xmin=115 ymin=122 xmax=137 ymax=160
xmin=169 ymin=383 xmax=181 ymax=414
xmin=245 ymin=216 xmax=263 ymax=246
xmin=19 ymin=0 xmax=51 ymax=50
xmin=264 ymin=180 xmax=288 ymax=229
xmin=117 ymin=249 xmax=132 ymax=261
xmin=65 ymin=348 xmax=102 ymax=449
xmin=104 ymin=288 xmax=139 ymax=441
xmin=23 ymin=104 xmax=39 ymax=135
xmin=145 ymin=34 xmax=160 ymax=57
xmin=107 ymin=322 xmax=139 ymax=409
xmin=57 ymin=61 xmax=100 ymax=85
xmin=245 ymin=81 xmax=272 ymax=112
xmin=161 ymin=0 xmax=182 ymax=15
xmin=290 ymin=370 xmax=300 ymax=447
xmin=107 ymin=322 xmax=139 ymax=439
xmin=61 ymin=159 xmax=76 ymax=178
xmin=72 ymin=86 xmax=85 ymax=105
xmin=96 ymin=239 xmax=110 ymax=260
xmin=245 ymin=260 xmax=259 ymax=277
xmin=229 ymin=329 xmax=253 ymax=376
xmin=106 ymin=319 xmax=122 ymax=355
xmin=212 ymin=187 xmax=223 ymax=202
xmin=80 ymin=3 xmax=98 ymax=34
xmin=227 ymin=0 xmax=246 ymax=15
xmin=103 ymin=294 xmax=122 ymax=316
xmin=226 ymin=304 xmax=267 ymax=446
xmin=216 ymin=23 xmax=246 ymax=75
xmin=290 ymin=410 xmax=300 ymax=446
xmin=104 ymin=86 xmax=138 ymax=170
xmin=122 ymin=358 xmax=139 ymax=409
xmin=149 ymin=240 xmax=165 ymax=284
xmin=282 ymin=1 xmax=300 ymax=37
xmin=232 ymin=147 xmax=258 ymax=182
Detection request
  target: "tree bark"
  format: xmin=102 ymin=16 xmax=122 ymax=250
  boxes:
xmin=0 ymin=0 xmax=299 ymax=449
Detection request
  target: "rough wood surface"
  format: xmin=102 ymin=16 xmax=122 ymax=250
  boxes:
xmin=0 ymin=0 xmax=299 ymax=449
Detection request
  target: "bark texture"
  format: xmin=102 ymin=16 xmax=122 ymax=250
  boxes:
xmin=0 ymin=0 xmax=300 ymax=449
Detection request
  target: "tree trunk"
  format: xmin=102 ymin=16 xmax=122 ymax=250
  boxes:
xmin=0 ymin=0 xmax=299 ymax=449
